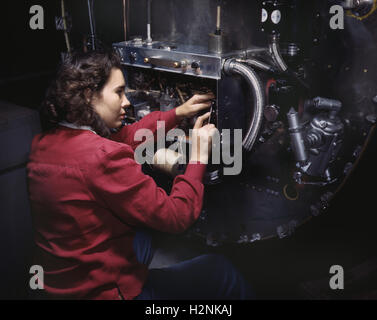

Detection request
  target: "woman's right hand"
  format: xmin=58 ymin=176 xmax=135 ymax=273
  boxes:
xmin=190 ymin=112 xmax=217 ymax=164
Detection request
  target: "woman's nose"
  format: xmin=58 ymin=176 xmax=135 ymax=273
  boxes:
xmin=122 ymin=94 xmax=131 ymax=108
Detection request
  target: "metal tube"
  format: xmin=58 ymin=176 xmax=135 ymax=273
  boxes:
xmin=223 ymin=59 xmax=265 ymax=152
xmin=215 ymin=5 xmax=221 ymax=34
xmin=287 ymin=108 xmax=308 ymax=163
xmin=147 ymin=0 xmax=152 ymax=44
xmin=61 ymin=0 xmax=71 ymax=54
xmin=87 ymin=0 xmax=96 ymax=50
xmin=237 ymin=58 xmax=276 ymax=73
xmin=269 ymin=35 xmax=310 ymax=90
xmin=269 ymin=35 xmax=288 ymax=72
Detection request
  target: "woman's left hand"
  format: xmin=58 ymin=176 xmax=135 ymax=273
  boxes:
xmin=175 ymin=93 xmax=215 ymax=120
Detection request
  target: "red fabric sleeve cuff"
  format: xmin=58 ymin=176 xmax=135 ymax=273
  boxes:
xmin=163 ymin=108 xmax=180 ymax=131
xmin=184 ymin=162 xmax=207 ymax=182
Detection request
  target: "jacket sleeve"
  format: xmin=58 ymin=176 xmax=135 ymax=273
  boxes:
xmin=86 ymin=144 xmax=207 ymax=234
xmin=110 ymin=109 xmax=179 ymax=151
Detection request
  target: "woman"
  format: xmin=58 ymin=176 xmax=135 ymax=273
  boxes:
xmin=27 ymin=50 xmax=253 ymax=300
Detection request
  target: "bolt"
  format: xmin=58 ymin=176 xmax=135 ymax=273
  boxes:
xmin=250 ymin=234 xmax=261 ymax=243
xmin=319 ymin=121 xmax=327 ymax=129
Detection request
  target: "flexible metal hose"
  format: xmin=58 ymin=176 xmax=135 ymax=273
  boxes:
xmin=269 ymin=35 xmax=310 ymax=90
xmin=237 ymin=58 xmax=276 ymax=73
xmin=269 ymin=35 xmax=288 ymax=72
xmin=223 ymin=59 xmax=265 ymax=152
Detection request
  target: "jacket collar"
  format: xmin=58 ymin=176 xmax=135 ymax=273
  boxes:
xmin=58 ymin=121 xmax=97 ymax=135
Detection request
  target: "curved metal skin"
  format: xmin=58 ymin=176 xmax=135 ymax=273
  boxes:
xmin=223 ymin=59 xmax=265 ymax=152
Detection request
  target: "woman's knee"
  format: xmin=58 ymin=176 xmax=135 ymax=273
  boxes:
xmin=133 ymin=231 xmax=155 ymax=266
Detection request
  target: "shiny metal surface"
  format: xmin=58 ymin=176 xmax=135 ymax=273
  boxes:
xmin=115 ymin=0 xmax=377 ymax=245
xmin=113 ymin=41 xmax=255 ymax=79
xmin=126 ymin=0 xmax=266 ymax=49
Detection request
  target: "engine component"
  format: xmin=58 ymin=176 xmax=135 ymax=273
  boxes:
xmin=237 ymin=58 xmax=277 ymax=73
xmin=113 ymin=0 xmax=377 ymax=246
xmin=208 ymin=5 xmax=228 ymax=54
xmin=264 ymin=104 xmax=280 ymax=122
xmin=342 ymin=0 xmax=375 ymax=17
xmin=134 ymin=102 xmax=151 ymax=120
xmin=223 ymin=59 xmax=265 ymax=152
xmin=305 ymin=97 xmax=342 ymax=119
xmin=296 ymin=97 xmax=345 ymax=181
xmin=287 ymin=107 xmax=308 ymax=164
xmin=146 ymin=0 xmax=153 ymax=45
xmin=159 ymin=93 xmax=178 ymax=112
xmin=269 ymin=34 xmax=289 ymax=72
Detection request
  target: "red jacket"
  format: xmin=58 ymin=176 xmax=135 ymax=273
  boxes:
xmin=27 ymin=109 xmax=206 ymax=299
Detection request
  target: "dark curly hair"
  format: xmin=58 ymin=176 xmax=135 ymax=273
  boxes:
xmin=41 ymin=50 xmax=122 ymax=138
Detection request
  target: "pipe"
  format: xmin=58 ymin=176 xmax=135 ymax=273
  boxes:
xmin=146 ymin=0 xmax=152 ymax=44
xmin=269 ymin=35 xmax=288 ymax=72
xmin=287 ymin=108 xmax=308 ymax=163
xmin=87 ymin=0 xmax=96 ymax=50
xmin=269 ymin=35 xmax=310 ymax=90
xmin=223 ymin=59 xmax=265 ymax=152
xmin=215 ymin=5 xmax=222 ymax=35
xmin=236 ymin=58 xmax=277 ymax=73
xmin=61 ymin=0 xmax=71 ymax=54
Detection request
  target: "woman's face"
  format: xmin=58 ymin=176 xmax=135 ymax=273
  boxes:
xmin=92 ymin=68 xmax=130 ymax=129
